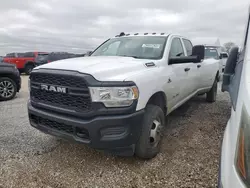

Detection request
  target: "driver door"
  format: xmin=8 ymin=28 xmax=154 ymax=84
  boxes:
xmin=167 ymin=37 xmax=194 ymax=108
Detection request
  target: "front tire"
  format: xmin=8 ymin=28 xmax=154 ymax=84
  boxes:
xmin=135 ymin=105 xmax=165 ymax=159
xmin=24 ymin=63 xmax=34 ymax=75
xmin=206 ymin=79 xmax=218 ymax=103
xmin=0 ymin=77 xmax=17 ymax=101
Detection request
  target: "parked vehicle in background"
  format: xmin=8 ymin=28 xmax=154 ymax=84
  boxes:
xmin=3 ymin=52 xmax=47 ymax=75
xmin=0 ymin=56 xmax=3 ymax=62
xmin=204 ymin=46 xmax=223 ymax=77
xmin=35 ymin=52 xmax=76 ymax=67
xmin=219 ymin=6 xmax=250 ymax=188
xmin=73 ymin=53 xmax=86 ymax=57
xmin=28 ymin=33 xmax=220 ymax=159
xmin=0 ymin=62 xmax=21 ymax=101
xmin=220 ymin=52 xmax=229 ymax=72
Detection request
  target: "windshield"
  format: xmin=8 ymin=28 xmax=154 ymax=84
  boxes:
xmin=48 ymin=53 xmax=70 ymax=61
xmin=205 ymin=48 xmax=219 ymax=59
xmin=221 ymin=53 xmax=228 ymax=58
xmin=91 ymin=36 xmax=168 ymax=60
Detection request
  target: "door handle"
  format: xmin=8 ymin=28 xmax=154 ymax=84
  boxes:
xmin=184 ymin=68 xmax=190 ymax=72
xmin=197 ymin=65 xmax=201 ymax=68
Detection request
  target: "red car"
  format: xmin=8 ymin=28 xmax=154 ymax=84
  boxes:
xmin=3 ymin=52 xmax=47 ymax=75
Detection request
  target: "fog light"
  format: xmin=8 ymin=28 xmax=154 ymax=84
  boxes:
xmin=100 ymin=127 xmax=128 ymax=140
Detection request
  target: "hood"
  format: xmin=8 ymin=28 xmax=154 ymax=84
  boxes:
xmin=35 ymin=56 xmax=156 ymax=81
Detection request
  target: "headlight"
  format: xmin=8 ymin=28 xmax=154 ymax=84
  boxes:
xmin=89 ymin=86 xmax=139 ymax=107
xmin=236 ymin=105 xmax=250 ymax=185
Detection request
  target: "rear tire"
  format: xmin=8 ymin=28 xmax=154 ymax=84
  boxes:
xmin=206 ymin=79 xmax=218 ymax=103
xmin=135 ymin=105 xmax=165 ymax=159
xmin=24 ymin=63 xmax=34 ymax=75
xmin=0 ymin=77 xmax=17 ymax=101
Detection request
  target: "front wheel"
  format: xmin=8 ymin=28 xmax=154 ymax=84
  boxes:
xmin=24 ymin=64 xmax=34 ymax=75
xmin=206 ymin=79 xmax=218 ymax=103
xmin=135 ymin=105 xmax=165 ymax=159
xmin=0 ymin=77 xmax=17 ymax=101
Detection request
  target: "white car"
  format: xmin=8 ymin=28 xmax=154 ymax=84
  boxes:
xmin=27 ymin=33 xmax=220 ymax=159
xmin=204 ymin=46 xmax=224 ymax=77
xmin=219 ymin=6 xmax=250 ymax=188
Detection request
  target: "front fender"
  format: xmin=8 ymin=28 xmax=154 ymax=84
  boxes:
xmin=124 ymin=67 xmax=171 ymax=111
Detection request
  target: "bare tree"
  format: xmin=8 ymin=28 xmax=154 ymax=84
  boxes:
xmin=223 ymin=42 xmax=236 ymax=53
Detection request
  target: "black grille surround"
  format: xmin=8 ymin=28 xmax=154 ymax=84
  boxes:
xmin=30 ymin=70 xmax=92 ymax=113
xmin=29 ymin=69 xmax=138 ymax=118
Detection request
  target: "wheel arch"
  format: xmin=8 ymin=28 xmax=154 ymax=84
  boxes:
xmin=146 ymin=91 xmax=167 ymax=114
xmin=0 ymin=73 xmax=16 ymax=81
xmin=24 ymin=61 xmax=35 ymax=67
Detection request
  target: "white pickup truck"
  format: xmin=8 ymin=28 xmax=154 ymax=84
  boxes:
xmin=204 ymin=46 xmax=224 ymax=76
xmin=219 ymin=5 xmax=250 ymax=188
xmin=28 ymin=33 xmax=220 ymax=159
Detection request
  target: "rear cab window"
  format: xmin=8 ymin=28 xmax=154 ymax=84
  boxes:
xmin=35 ymin=53 xmax=49 ymax=62
xmin=17 ymin=53 xmax=25 ymax=57
xmin=23 ymin=52 xmax=35 ymax=58
xmin=5 ymin=53 xmax=16 ymax=58
xmin=205 ymin=47 xmax=219 ymax=59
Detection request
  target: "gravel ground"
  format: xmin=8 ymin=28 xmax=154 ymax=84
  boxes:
xmin=0 ymin=75 xmax=231 ymax=188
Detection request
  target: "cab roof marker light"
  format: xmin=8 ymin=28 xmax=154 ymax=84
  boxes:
xmin=119 ymin=32 xmax=126 ymax=36
xmin=152 ymin=32 xmax=156 ymax=35
xmin=144 ymin=33 xmax=148 ymax=35
xmin=161 ymin=33 xmax=165 ymax=35
xmin=134 ymin=33 xmax=139 ymax=35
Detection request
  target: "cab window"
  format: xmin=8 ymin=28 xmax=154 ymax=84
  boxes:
xmin=169 ymin=38 xmax=185 ymax=57
xmin=183 ymin=39 xmax=193 ymax=56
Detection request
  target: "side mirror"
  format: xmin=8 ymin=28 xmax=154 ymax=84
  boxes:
xmin=219 ymin=54 xmax=223 ymax=59
xmin=191 ymin=45 xmax=205 ymax=61
xmin=169 ymin=56 xmax=201 ymax=64
xmin=221 ymin=47 xmax=239 ymax=92
xmin=169 ymin=45 xmax=205 ymax=64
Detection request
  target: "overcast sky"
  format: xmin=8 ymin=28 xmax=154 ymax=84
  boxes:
xmin=0 ymin=0 xmax=249 ymax=55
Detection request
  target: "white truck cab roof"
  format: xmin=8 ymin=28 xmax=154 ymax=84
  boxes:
xmin=111 ymin=32 xmax=190 ymax=40
xmin=34 ymin=33 xmax=193 ymax=81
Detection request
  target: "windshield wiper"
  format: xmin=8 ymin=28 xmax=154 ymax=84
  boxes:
xmin=120 ymin=55 xmax=140 ymax=58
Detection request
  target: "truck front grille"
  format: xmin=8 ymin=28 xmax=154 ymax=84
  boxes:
xmin=31 ymin=73 xmax=88 ymax=88
xmin=30 ymin=72 xmax=92 ymax=112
